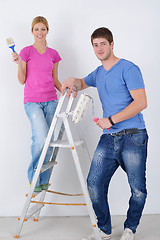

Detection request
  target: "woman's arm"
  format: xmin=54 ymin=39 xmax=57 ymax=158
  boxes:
xmin=12 ymin=52 xmax=26 ymax=85
xmin=52 ymin=62 xmax=62 ymax=92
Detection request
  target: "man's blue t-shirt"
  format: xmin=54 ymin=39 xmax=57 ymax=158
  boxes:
xmin=84 ymin=59 xmax=146 ymax=134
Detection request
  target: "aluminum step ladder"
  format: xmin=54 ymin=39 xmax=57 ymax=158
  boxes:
xmin=14 ymin=91 xmax=101 ymax=240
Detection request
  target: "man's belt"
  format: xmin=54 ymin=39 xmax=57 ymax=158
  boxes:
xmin=109 ymin=128 xmax=139 ymax=136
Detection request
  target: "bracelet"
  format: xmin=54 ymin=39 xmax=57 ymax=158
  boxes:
xmin=108 ymin=116 xmax=115 ymax=126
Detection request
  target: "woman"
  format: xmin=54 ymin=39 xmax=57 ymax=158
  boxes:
xmin=12 ymin=16 xmax=62 ymax=192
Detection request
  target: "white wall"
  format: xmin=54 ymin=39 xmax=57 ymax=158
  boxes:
xmin=0 ymin=0 xmax=160 ymax=216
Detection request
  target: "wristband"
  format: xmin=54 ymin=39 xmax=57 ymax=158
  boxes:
xmin=108 ymin=116 xmax=115 ymax=126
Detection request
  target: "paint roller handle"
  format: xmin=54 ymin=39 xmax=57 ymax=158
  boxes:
xmin=93 ymin=118 xmax=111 ymax=130
xmin=93 ymin=118 xmax=99 ymax=122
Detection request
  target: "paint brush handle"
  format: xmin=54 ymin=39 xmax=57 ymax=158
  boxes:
xmin=9 ymin=45 xmax=15 ymax=52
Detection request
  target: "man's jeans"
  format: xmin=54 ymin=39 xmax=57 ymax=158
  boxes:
xmin=87 ymin=129 xmax=148 ymax=234
xmin=24 ymin=100 xmax=58 ymax=186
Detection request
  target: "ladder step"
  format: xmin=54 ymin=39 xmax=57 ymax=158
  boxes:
xmin=49 ymin=140 xmax=83 ymax=148
xmin=26 ymin=204 xmax=44 ymax=220
xmin=40 ymin=161 xmax=57 ymax=173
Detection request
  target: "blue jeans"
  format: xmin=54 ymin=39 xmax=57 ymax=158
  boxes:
xmin=87 ymin=129 xmax=148 ymax=234
xmin=24 ymin=100 xmax=58 ymax=186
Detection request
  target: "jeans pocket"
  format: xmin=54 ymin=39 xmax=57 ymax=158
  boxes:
xmin=129 ymin=130 xmax=148 ymax=146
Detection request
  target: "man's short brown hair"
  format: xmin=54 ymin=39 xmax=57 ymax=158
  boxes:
xmin=91 ymin=27 xmax=113 ymax=45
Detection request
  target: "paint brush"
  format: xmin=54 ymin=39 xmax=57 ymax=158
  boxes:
xmin=6 ymin=37 xmax=16 ymax=52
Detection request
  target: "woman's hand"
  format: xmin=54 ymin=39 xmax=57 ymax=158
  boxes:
xmin=12 ymin=52 xmax=22 ymax=64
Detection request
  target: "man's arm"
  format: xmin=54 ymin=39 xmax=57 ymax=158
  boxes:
xmin=96 ymin=88 xmax=147 ymax=130
xmin=61 ymin=77 xmax=88 ymax=97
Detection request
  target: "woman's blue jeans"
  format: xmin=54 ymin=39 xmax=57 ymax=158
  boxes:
xmin=24 ymin=100 xmax=58 ymax=186
xmin=87 ymin=129 xmax=148 ymax=234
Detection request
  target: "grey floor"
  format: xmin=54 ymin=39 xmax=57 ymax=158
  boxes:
xmin=0 ymin=215 xmax=159 ymax=240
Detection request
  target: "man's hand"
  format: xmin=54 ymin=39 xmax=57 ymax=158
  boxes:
xmin=61 ymin=77 xmax=78 ymax=98
xmin=95 ymin=118 xmax=112 ymax=130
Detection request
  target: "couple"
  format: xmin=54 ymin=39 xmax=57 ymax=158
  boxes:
xmin=12 ymin=16 xmax=148 ymax=240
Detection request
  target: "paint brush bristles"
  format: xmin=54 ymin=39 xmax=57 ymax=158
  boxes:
xmin=6 ymin=37 xmax=15 ymax=52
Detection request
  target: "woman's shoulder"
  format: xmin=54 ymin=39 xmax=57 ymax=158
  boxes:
xmin=47 ymin=47 xmax=59 ymax=54
xmin=47 ymin=47 xmax=61 ymax=62
xmin=20 ymin=45 xmax=33 ymax=54
xmin=19 ymin=45 xmax=33 ymax=61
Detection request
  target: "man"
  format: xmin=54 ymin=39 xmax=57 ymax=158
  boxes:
xmin=61 ymin=27 xmax=148 ymax=240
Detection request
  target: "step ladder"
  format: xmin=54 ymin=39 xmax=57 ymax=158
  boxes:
xmin=14 ymin=91 xmax=102 ymax=240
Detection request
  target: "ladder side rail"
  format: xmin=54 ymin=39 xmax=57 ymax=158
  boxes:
xmin=65 ymin=94 xmax=75 ymax=114
xmin=63 ymin=117 xmax=102 ymax=240
xmin=15 ymin=94 xmax=67 ymax=237
xmin=34 ymin=123 xmax=65 ymax=220
xmin=25 ymin=94 xmax=66 ymax=201
xmin=32 ymin=191 xmax=46 ymax=221
xmin=31 ymin=94 xmax=74 ymax=222
xmin=49 ymin=122 xmax=65 ymax=175
xmin=26 ymin=203 xmax=44 ymax=220
xmin=28 ymin=93 xmax=67 ymax=199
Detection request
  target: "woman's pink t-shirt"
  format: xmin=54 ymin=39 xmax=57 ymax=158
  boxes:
xmin=20 ymin=45 xmax=61 ymax=103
